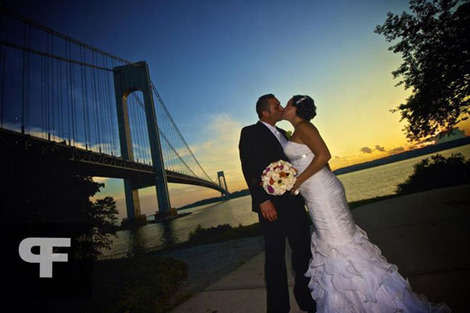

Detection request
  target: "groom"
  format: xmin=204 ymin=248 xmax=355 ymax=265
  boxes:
xmin=238 ymin=94 xmax=315 ymax=313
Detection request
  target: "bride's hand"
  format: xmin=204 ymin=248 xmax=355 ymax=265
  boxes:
xmin=290 ymin=180 xmax=302 ymax=195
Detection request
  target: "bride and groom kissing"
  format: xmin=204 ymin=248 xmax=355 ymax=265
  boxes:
xmin=238 ymin=94 xmax=451 ymax=313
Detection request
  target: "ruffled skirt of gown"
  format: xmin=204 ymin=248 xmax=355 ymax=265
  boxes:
xmin=284 ymin=141 xmax=452 ymax=312
xmin=300 ymin=167 xmax=452 ymax=313
xmin=305 ymin=223 xmax=451 ymax=313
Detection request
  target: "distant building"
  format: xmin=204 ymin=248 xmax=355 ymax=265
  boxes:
xmin=436 ymin=128 xmax=466 ymax=144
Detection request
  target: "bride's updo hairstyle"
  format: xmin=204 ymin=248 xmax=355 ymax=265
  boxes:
xmin=291 ymin=95 xmax=316 ymax=121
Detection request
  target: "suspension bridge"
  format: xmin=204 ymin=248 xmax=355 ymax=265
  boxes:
xmin=0 ymin=8 xmax=230 ymax=221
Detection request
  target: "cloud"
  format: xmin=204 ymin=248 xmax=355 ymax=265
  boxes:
xmin=189 ymin=114 xmax=246 ymax=189
xmin=2 ymin=122 xmax=121 ymax=156
xmin=166 ymin=114 xmax=250 ymax=206
xmin=389 ymin=146 xmax=405 ymax=154
xmin=154 ymin=113 xmax=248 ymax=209
xmin=360 ymin=146 xmax=372 ymax=154
xmin=92 ymin=177 xmax=110 ymax=183
xmin=375 ymin=145 xmax=385 ymax=152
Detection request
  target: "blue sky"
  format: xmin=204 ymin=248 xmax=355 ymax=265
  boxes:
xmin=8 ymin=0 xmax=410 ymax=141
xmin=7 ymin=0 xmax=468 ymax=218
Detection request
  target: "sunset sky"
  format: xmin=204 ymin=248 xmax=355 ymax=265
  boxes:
xmin=8 ymin=0 xmax=470 ymax=219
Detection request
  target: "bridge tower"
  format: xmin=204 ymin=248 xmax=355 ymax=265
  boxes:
xmin=113 ymin=61 xmax=171 ymax=219
xmin=217 ymin=171 xmax=229 ymax=197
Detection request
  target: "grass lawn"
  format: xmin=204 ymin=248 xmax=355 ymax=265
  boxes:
xmin=90 ymin=255 xmax=188 ymax=313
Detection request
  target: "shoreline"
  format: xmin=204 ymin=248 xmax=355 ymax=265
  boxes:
xmin=333 ymin=137 xmax=470 ymax=175
xmin=147 ymin=212 xmax=192 ymax=224
xmin=176 ymin=140 xmax=470 ymax=211
xmin=97 ymin=193 xmax=412 ymax=261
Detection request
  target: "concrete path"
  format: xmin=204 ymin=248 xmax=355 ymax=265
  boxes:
xmin=171 ymin=185 xmax=470 ymax=313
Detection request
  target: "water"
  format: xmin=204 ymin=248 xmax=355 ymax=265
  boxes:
xmin=98 ymin=144 xmax=470 ymax=260
xmin=338 ymin=144 xmax=470 ymax=202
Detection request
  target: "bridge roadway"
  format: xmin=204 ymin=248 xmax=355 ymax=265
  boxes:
xmin=0 ymin=128 xmax=227 ymax=194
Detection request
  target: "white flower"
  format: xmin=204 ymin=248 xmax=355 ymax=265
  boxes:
xmin=260 ymin=160 xmax=298 ymax=195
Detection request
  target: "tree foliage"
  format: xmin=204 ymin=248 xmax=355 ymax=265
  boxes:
xmin=73 ymin=196 xmax=119 ymax=260
xmin=375 ymin=0 xmax=470 ymax=141
xmin=1 ymin=142 xmax=119 ymax=261
xmin=396 ymin=153 xmax=470 ymax=193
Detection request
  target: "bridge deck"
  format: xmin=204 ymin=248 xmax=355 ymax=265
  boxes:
xmin=0 ymin=128 xmax=227 ymax=193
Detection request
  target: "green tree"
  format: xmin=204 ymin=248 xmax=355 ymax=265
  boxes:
xmin=73 ymin=196 xmax=119 ymax=261
xmin=1 ymin=142 xmax=119 ymax=261
xmin=396 ymin=153 xmax=470 ymax=193
xmin=375 ymin=0 xmax=470 ymax=141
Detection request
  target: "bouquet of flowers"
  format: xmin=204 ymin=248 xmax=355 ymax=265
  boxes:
xmin=261 ymin=160 xmax=298 ymax=195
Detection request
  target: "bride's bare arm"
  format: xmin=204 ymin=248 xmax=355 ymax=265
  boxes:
xmin=292 ymin=122 xmax=331 ymax=190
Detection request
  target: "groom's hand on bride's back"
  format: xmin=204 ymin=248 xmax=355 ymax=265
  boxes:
xmin=259 ymin=200 xmax=278 ymax=222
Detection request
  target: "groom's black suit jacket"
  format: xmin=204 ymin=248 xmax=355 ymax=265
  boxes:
xmin=239 ymin=121 xmax=305 ymax=213
xmin=239 ymin=121 xmax=315 ymax=313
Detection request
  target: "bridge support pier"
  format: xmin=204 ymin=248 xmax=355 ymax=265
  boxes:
xmin=217 ymin=171 xmax=229 ymax=198
xmin=124 ymin=181 xmax=141 ymax=219
xmin=113 ymin=61 xmax=171 ymax=219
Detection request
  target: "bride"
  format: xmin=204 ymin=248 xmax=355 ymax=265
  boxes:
xmin=281 ymin=95 xmax=451 ymax=313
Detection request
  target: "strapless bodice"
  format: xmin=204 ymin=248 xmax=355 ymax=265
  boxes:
xmin=283 ymin=141 xmax=331 ymax=186
xmin=283 ymin=140 xmax=315 ymax=171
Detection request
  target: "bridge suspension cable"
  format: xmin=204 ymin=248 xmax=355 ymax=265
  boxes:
xmin=151 ymin=83 xmax=215 ymax=183
xmin=0 ymin=6 xmax=218 ymax=186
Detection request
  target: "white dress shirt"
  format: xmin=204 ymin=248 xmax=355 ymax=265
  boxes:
xmin=261 ymin=121 xmax=288 ymax=148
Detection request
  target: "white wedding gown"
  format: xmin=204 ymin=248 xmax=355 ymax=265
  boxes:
xmin=284 ymin=141 xmax=451 ymax=313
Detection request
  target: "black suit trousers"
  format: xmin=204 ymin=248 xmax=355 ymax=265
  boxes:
xmin=258 ymin=197 xmax=315 ymax=313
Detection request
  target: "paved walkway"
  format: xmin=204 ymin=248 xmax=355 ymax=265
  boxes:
xmin=171 ymin=185 xmax=470 ymax=313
